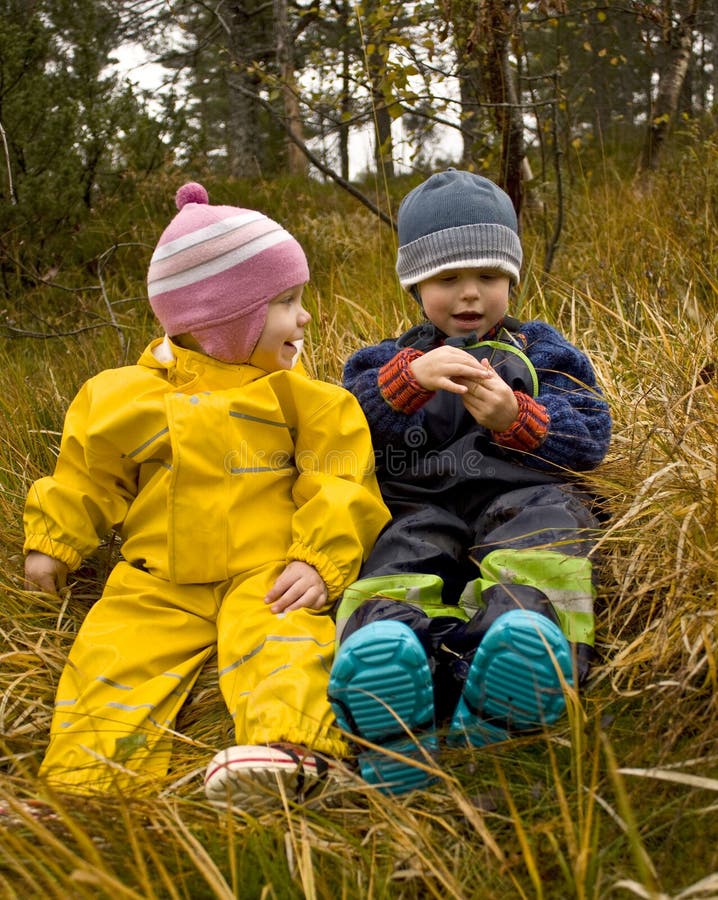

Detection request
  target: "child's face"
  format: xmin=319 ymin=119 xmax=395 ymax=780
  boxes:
xmin=417 ymin=267 xmax=511 ymax=338
xmin=249 ymin=284 xmax=310 ymax=372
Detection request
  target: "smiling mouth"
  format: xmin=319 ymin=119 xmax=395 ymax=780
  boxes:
xmin=453 ymin=312 xmax=482 ymax=323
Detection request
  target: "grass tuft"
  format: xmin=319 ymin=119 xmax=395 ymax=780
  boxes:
xmin=1 ymin=139 xmax=717 ymax=896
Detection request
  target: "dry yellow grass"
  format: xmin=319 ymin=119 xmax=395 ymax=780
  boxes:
xmin=1 ymin=140 xmax=717 ymax=897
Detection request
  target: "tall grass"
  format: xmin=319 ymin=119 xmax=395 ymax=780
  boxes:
xmin=1 ymin=138 xmax=717 ymax=898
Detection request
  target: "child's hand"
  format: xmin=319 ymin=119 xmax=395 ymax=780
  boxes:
xmin=409 ymin=346 xmax=485 ymax=394
xmin=459 ymin=359 xmax=519 ymax=431
xmin=265 ymin=561 xmax=328 ymax=614
xmin=24 ymin=551 xmax=69 ymax=595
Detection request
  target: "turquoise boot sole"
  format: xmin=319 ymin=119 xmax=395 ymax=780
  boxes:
xmin=449 ymin=609 xmax=574 ymax=747
xmin=329 ymin=621 xmax=438 ymax=794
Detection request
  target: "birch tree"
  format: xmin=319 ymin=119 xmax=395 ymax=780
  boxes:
xmin=641 ymin=0 xmax=701 ymax=170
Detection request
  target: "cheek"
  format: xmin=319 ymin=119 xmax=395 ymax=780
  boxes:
xmin=422 ymin=289 xmax=449 ymax=316
xmin=491 ymin=287 xmax=510 ymax=307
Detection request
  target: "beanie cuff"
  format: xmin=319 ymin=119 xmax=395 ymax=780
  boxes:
xmin=396 ymin=223 xmax=522 ymax=288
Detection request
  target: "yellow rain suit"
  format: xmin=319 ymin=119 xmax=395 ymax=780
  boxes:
xmin=23 ymin=338 xmax=390 ymax=792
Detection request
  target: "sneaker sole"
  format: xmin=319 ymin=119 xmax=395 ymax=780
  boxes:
xmin=328 ymin=621 xmax=437 ymax=795
xmin=449 ymin=609 xmax=573 ymax=747
xmin=204 ymin=745 xmax=316 ymax=812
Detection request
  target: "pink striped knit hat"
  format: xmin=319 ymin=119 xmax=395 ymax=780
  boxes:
xmin=147 ymin=182 xmax=309 ymax=363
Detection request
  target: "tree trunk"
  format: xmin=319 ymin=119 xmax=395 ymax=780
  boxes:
xmin=225 ymin=1 xmax=271 ymax=177
xmin=274 ymin=0 xmax=307 ymax=176
xmin=482 ymin=0 xmax=525 ymax=217
xmin=362 ymin=0 xmax=394 ymax=179
xmin=368 ymin=48 xmax=395 ymax=179
xmin=450 ymin=2 xmax=485 ymax=165
xmin=338 ymin=1 xmax=351 ymax=181
xmin=339 ymin=48 xmax=351 ymax=181
xmin=225 ymin=66 xmax=262 ymax=177
xmin=641 ymin=0 xmax=699 ymax=171
xmin=458 ymin=68 xmax=484 ymax=166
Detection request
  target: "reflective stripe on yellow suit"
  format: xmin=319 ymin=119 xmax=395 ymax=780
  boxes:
xmin=25 ymin=339 xmax=390 ymax=791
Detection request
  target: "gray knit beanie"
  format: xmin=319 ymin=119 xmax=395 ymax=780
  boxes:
xmin=396 ymin=169 xmax=523 ymax=290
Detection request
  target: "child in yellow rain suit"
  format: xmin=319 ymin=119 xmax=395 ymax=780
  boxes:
xmin=23 ymin=182 xmax=390 ymax=811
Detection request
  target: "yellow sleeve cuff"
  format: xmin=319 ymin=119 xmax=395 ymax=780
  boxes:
xmin=287 ymin=541 xmax=346 ymax=601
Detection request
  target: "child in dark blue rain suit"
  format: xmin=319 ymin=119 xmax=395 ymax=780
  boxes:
xmin=328 ymin=169 xmax=612 ymax=794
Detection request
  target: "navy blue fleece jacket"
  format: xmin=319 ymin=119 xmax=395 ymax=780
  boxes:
xmin=343 ymin=319 xmax=611 ymax=475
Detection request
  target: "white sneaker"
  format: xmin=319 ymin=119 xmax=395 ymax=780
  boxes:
xmin=204 ymin=743 xmax=351 ymax=813
xmin=0 ymin=798 xmax=60 ymax=827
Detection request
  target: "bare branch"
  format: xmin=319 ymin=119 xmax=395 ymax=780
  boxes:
xmin=2 ymin=323 xmax=126 ymax=339
xmin=232 ymin=81 xmax=396 ymax=230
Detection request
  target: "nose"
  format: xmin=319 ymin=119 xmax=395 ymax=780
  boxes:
xmin=459 ymin=276 xmax=481 ymax=300
xmin=297 ymin=305 xmax=311 ymax=326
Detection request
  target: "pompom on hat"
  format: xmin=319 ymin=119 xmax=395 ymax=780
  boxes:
xmin=147 ymin=182 xmax=309 ymax=363
xmin=395 ymin=168 xmax=523 ymax=291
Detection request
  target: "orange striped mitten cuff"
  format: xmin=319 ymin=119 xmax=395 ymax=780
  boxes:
xmin=492 ymin=391 xmax=549 ymax=450
xmin=378 ymin=348 xmax=434 ymax=413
